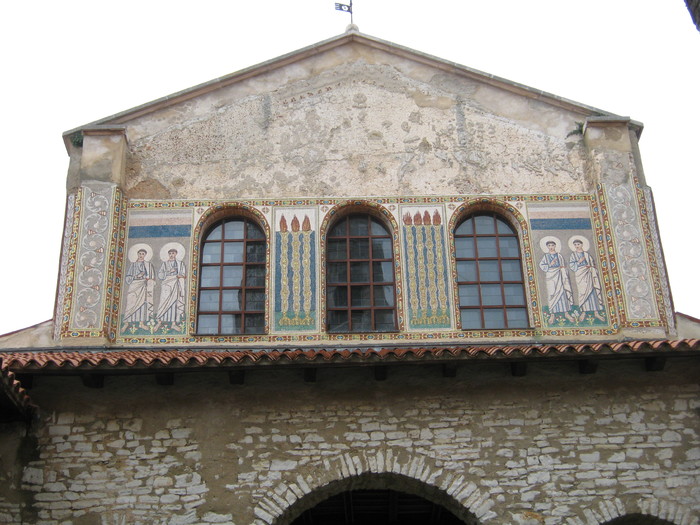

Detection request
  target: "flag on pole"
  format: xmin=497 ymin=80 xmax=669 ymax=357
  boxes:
xmin=335 ymin=3 xmax=352 ymax=13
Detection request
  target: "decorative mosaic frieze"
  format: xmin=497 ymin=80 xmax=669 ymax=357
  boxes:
xmin=54 ymin=192 xmax=77 ymax=340
xmin=642 ymin=186 xmax=673 ymax=331
xmin=68 ymin=184 xmax=116 ymax=332
xmin=604 ymin=181 xmax=658 ymax=321
xmin=274 ymin=209 xmax=317 ymax=332
xmin=401 ymin=207 xmax=451 ymax=329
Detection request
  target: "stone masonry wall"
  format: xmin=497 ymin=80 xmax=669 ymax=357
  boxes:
xmin=2 ymin=358 xmax=699 ymax=525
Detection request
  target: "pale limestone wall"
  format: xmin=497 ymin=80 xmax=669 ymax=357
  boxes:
xmin=2 ymin=359 xmax=699 ymax=525
xmin=119 ymin=44 xmax=590 ymax=200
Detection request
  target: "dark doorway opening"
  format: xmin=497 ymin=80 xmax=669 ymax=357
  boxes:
xmin=290 ymin=488 xmax=467 ymax=525
xmin=603 ymin=516 xmax=677 ymax=525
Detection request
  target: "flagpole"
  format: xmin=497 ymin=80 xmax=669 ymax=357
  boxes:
xmin=350 ymin=0 xmax=353 ymax=25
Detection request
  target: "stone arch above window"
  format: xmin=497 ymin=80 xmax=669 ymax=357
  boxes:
xmin=453 ymin=212 xmax=529 ymax=330
xmin=196 ymin=214 xmax=267 ymax=335
xmin=601 ymin=516 xmax=679 ymax=525
xmin=325 ymin=213 xmax=398 ymax=333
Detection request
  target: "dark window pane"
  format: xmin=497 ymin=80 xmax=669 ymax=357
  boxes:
xmin=203 ymin=243 xmax=221 ymax=264
xmin=461 ymin=309 xmax=482 ymax=329
xmin=455 ymin=219 xmax=473 ymax=235
xmin=504 ymin=284 xmax=525 ymax=306
xmin=457 ymin=261 xmax=477 ymax=282
xmin=327 ymin=286 xmax=348 ymax=307
xmin=351 ymin=310 xmax=371 ymax=331
xmin=501 ymin=260 xmax=523 ymax=281
xmin=246 ymin=242 xmax=265 ymax=263
xmin=499 ymin=236 xmax=519 ymax=257
xmin=455 ymin=237 xmax=475 ymax=258
xmin=349 ymin=238 xmax=369 ymax=259
xmin=245 ymin=266 xmax=265 ymax=287
xmin=198 ymin=315 xmax=219 ymax=334
xmin=348 ymin=216 xmax=369 ymax=236
xmin=245 ymin=290 xmax=265 ymax=311
xmin=483 ymin=309 xmax=505 ymax=329
xmin=328 ymin=311 xmax=348 ymax=332
xmin=374 ymin=310 xmax=395 ymax=331
xmin=372 ymin=238 xmax=392 ymax=259
xmin=245 ymin=314 xmax=264 ymax=333
xmin=246 ymin=222 xmax=264 ymax=239
xmin=223 ymin=242 xmax=244 ymax=263
xmin=200 ymin=291 xmax=220 ymax=312
xmin=221 ymin=290 xmax=240 ymax=311
xmin=328 ymin=239 xmax=346 ymax=260
xmin=224 ymin=220 xmax=244 ymax=240
xmin=474 ymin=215 xmax=495 ymax=234
xmin=328 ymin=263 xmax=347 ymax=283
xmin=350 ymin=262 xmax=370 ymax=282
xmin=351 ymin=285 xmax=371 ymax=307
xmin=223 ymin=266 xmax=243 ymax=287
xmin=481 ymin=284 xmax=503 ymax=306
xmin=506 ymin=308 xmax=528 ymax=327
xmin=476 ymin=237 xmax=498 ymax=257
xmin=374 ymin=286 xmax=395 ymax=307
xmin=201 ymin=266 xmax=220 ymax=288
xmin=373 ymin=262 xmax=393 ymax=282
xmin=478 ymin=260 xmax=500 ymax=281
xmin=329 ymin=221 xmax=346 ymax=237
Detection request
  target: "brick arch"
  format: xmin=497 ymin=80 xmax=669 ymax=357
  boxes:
xmin=566 ymin=496 xmax=698 ymax=525
xmin=251 ymin=450 xmax=496 ymax=525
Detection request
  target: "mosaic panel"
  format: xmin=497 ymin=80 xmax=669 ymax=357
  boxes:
xmin=68 ymin=185 xmax=115 ymax=332
xmin=120 ymin=209 xmax=193 ymax=336
xmin=604 ymin=180 xmax=658 ymax=322
xmin=643 ymin=186 xmax=673 ymax=331
xmin=274 ymin=209 xmax=317 ymax=332
xmin=529 ymin=203 xmax=611 ymax=329
xmin=401 ymin=207 xmax=451 ymax=329
xmin=54 ymin=192 xmax=77 ymax=340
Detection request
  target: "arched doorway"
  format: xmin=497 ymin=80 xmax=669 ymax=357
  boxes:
xmin=290 ymin=488 xmax=466 ymax=524
xmin=273 ymin=473 xmax=481 ymax=525
xmin=602 ymin=515 xmax=678 ymax=525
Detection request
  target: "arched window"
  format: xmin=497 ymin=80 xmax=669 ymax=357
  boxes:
xmin=197 ymin=217 xmax=266 ymax=334
xmin=326 ymin=214 xmax=397 ymax=332
xmin=454 ymin=213 xmax=528 ymax=329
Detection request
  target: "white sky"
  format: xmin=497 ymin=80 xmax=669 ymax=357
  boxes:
xmin=0 ymin=0 xmax=697 ymax=335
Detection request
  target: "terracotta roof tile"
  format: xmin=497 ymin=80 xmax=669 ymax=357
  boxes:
xmin=0 ymin=359 xmax=36 ymax=420
xmin=1 ymin=339 xmax=698 ymax=372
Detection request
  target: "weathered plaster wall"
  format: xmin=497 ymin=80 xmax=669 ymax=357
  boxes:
xmin=121 ymin=45 xmax=590 ymax=200
xmin=2 ymin=359 xmax=698 ymax=525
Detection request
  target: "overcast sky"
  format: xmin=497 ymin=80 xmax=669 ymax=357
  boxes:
xmin=0 ymin=0 xmax=697 ymax=335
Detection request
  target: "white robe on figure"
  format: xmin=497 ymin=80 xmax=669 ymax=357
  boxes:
xmin=156 ymin=260 xmax=186 ymax=323
xmin=539 ymin=252 xmax=573 ymax=315
xmin=569 ymin=250 xmax=604 ymax=313
xmin=123 ymin=261 xmax=156 ymax=323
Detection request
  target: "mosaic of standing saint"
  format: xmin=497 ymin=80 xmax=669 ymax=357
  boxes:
xmin=122 ymin=244 xmax=156 ymax=332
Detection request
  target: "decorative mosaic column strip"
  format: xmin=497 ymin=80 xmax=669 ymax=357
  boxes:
xmin=642 ymin=186 xmax=673 ymax=331
xmin=65 ymin=183 xmax=119 ymax=337
xmin=275 ymin=213 xmax=316 ymax=331
xmin=54 ymin=192 xmax=78 ymax=340
xmin=402 ymin=208 xmax=451 ymax=329
xmin=604 ymin=180 xmax=658 ymax=322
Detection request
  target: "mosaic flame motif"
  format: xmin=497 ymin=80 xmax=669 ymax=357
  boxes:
xmin=275 ymin=214 xmax=316 ymax=330
xmin=402 ymin=209 xmax=450 ymax=329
